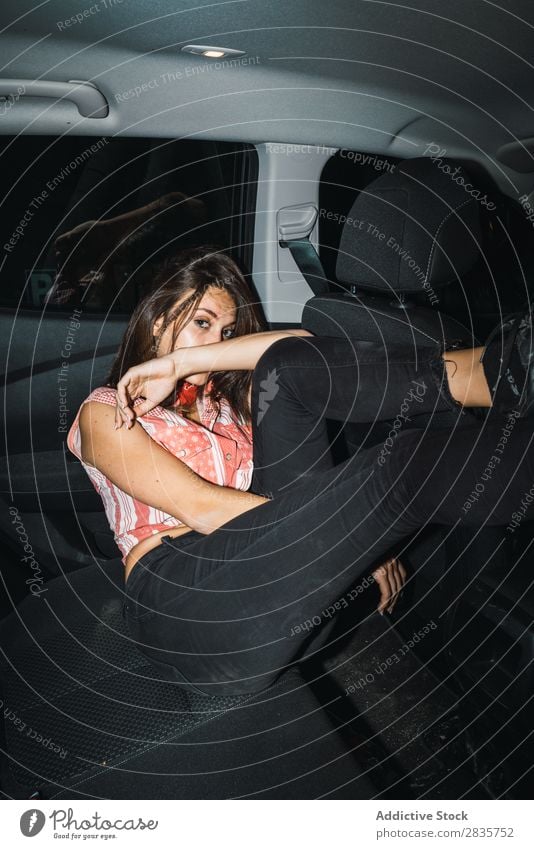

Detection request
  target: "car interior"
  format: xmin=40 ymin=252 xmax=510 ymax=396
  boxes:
xmin=0 ymin=0 xmax=533 ymax=800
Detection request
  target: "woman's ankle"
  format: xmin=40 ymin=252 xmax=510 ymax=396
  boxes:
xmin=443 ymin=347 xmax=492 ymax=407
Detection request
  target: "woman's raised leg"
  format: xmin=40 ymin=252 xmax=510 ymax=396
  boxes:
xmin=127 ymin=412 xmax=533 ymax=695
xmin=251 ymin=335 xmax=481 ymax=496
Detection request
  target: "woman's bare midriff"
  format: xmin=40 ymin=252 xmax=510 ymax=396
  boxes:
xmin=124 ymin=525 xmax=195 ymax=581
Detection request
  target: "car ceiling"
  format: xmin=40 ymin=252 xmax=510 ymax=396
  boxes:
xmin=1 ymin=0 xmax=534 ymax=196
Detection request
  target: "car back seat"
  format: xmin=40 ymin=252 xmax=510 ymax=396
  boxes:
xmin=0 ymin=308 xmax=127 ymax=573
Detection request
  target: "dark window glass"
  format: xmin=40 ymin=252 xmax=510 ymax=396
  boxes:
xmin=0 ymin=137 xmax=257 ymax=312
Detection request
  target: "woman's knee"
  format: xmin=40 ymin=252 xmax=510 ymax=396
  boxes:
xmin=253 ymin=336 xmax=308 ymax=386
xmin=251 ymin=336 xmax=310 ymax=416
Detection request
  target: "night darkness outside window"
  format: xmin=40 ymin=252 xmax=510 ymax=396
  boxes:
xmin=0 ymin=136 xmax=256 ymax=313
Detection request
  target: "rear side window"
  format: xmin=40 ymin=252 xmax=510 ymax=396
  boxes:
xmin=0 ymin=136 xmax=257 ymax=312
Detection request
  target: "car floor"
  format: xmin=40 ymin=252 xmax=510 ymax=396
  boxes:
xmin=303 ymin=612 xmax=493 ymax=800
xmin=0 ymin=538 xmax=525 ymax=800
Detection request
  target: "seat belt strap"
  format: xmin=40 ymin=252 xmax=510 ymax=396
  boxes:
xmin=279 ymin=238 xmax=329 ymax=296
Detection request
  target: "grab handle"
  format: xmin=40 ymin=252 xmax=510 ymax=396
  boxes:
xmin=0 ymin=78 xmax=109 ymax=118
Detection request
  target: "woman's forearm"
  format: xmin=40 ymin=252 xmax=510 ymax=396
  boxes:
xmin=115 ymin=329 xmax=314 ymax=426
xmin=193 ymin=484 xmax=269 ymax=534
xmin=174 ymin=329 xmax=312 ymax=380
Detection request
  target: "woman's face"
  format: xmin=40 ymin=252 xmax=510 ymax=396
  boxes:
xmin=153 ymin=286 xmax=237 ymax=385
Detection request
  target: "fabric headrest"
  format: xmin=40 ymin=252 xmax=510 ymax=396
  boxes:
xmin=336 ymin=157 xmax=483 ymax=295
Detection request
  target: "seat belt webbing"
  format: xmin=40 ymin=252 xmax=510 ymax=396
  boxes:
xmin=279 ymin=238 xmax=329 ymax=296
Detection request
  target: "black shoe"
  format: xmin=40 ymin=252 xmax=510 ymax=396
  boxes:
xmin=481 ymin=306 xmax=534 ymax=416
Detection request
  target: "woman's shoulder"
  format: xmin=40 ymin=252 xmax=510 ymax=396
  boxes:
xmin=67 ymin=387 xmax=118 ymax=457
xmin=83 ymin=386 xmax=118 ymax=406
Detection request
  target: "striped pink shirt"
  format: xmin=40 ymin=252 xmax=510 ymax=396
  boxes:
xmin=67 ymin=386 xmax=253 ymax=563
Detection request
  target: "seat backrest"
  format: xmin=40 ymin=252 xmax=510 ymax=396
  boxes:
xmin=0 ymin=309 xmax=128 ymax=568
xmin=336 ymin=156 xmax=483 ymax=302
xmin=1 ymin=309 xmax=126 ymax=455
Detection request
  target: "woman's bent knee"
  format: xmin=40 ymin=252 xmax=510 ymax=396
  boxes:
xmin=253 ymin=335 xmax=310 ymax=384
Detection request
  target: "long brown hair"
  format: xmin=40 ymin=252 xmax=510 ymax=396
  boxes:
xmin=106 ymin=246 xmax=266 ymax=421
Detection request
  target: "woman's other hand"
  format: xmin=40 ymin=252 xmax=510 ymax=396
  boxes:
xmin=115 ymin=354 xmax=178 ymax=428
xmin=372 ymin=557 xmax=407 ymax=615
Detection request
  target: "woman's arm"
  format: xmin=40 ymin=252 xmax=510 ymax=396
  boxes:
xmin=115 ymin=328 xmax=313 ymax=426
xmin=85 ymin=403 xmax=407 ymax=612
xmin=80 ymin=401 xmax=268 ymax=533
xmin=174 ymin=328 xmax=313 ymax=375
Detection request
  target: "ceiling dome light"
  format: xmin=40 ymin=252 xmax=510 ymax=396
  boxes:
xmin=181 ymin=45 xmax=246 ymax=59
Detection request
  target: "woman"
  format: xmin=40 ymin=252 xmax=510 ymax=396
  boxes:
xmin=68 ymin=245 xmax=264 ymax=557
xmin=70 ymin=245 xmax=533 ymax=696
xmin=69 ymin=245 xmax=406 ymax=611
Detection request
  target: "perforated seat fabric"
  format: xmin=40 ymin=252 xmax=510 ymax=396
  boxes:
xmin=0 ymin=561 xmax=374 ymax=799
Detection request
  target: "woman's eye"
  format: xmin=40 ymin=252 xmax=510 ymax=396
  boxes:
xmin=223 ymin=328 xmax=235 ymax=339
xmin=194 ymin=319 xmax=210 ymax=329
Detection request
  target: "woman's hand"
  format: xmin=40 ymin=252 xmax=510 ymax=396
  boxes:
xmin=115 ymin=354 xmax=178 ymax=428
xmin=372 ymin=557 xmax=407 ymax=615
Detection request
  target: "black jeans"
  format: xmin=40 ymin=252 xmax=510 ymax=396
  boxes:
xmin=249 ymin=335 xmax=475 ymax=497
xmin=124 ymin=337 xmax=533 ymax=695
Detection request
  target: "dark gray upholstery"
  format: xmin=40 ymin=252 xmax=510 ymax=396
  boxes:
xmin=0 ymin=450 xmax=101 ymax=512
xmin=302 ymin=291 xmax=476 ymax=349
xmin=304 ymin=157 xmax=481 ymax=348
xmin=0 ymin=310 xmax=127 ymax=571
xmin=336 ymin=157 xmax=482 ymax=294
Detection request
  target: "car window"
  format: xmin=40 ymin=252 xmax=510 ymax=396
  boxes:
xmin=0 ymin=136 xmax=257 ymax=313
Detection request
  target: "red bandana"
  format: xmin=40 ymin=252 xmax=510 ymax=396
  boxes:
xmin=175 ymin=380 xmax=199 ymax=408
